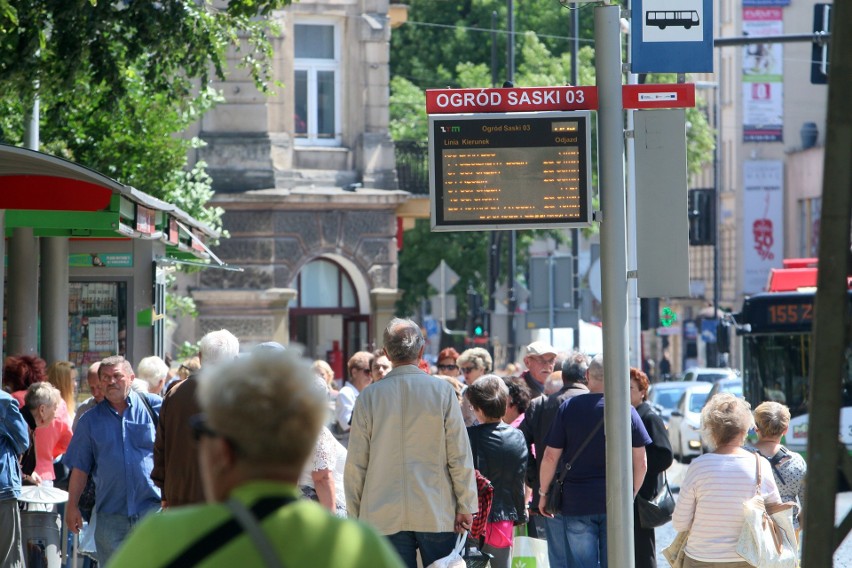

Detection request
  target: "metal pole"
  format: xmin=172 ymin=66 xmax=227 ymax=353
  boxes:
xmin=40 ymin=237 xmax=69 ymax=365
xmin=570 ymin=6 xmax=581 ymax=351
xmin=440 ymin=260 xmax=448 ymax=333
xmin=491 ymin=11 xmax=498 ymax=88
xmin=8 ymin=228 xmax=38 ymax=356
xmin=802 ymin=0 xmax=852 ymax=561
xmin=625 ymin=0 xmax=641 ymax=369
xmin=548 ymin=254 xmax=555 ymax=346
xmin=596 ymin=5 xmax=634 ymax=568
xmin=506 ymin=0 xmax=517 ymax=363
xmin=712 ymin=82 xmax=722 ymax=366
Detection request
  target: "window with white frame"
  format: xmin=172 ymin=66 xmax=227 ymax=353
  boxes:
xmin=294 ymin=22 xmax=341 ymax=145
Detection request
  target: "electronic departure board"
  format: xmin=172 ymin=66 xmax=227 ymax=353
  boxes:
xmin=429 ymin=112 xmax=593 ymax=231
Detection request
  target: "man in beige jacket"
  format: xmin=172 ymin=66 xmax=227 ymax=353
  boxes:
xmin=345 ymin=318 xmax=477 ymax=568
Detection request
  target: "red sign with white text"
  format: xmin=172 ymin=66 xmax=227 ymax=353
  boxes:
xmin=622 ymin=83 xmax=695 ymax=109
xmin=426 ymin=84 xmax=696 ymax=114
xmin=426 ymin=86 xmax=599 ymax=114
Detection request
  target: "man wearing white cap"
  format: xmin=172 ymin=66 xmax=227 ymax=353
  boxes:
xmin=521 ymin=341 xmax=558 ymax=398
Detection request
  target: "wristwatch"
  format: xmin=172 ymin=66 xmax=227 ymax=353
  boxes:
xmin=538 ymin=488 xmax=548 ymax=496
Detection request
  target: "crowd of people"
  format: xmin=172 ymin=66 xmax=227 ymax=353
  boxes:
xmin=0 ymin=318 xmax=807 ymax=568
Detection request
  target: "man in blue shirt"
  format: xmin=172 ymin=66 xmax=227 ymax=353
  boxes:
xmin=1 ymin=389 xmax=29 ymax=567
xmin=64 ymin=355 xmax=162 ymax=565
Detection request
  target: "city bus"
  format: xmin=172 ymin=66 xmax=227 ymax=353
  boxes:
xmin=734 ymin=270 xmax=852 ymax=459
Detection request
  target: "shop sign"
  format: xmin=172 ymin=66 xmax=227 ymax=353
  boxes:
xmin=136 ymin=205 xmax=156 ymax=234
xmin=69 ymin=253 xmax=133 ymax=268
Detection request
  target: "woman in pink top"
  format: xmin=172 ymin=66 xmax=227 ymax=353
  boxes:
xmin=5 ymin=355 xmax=74 ymax=486
xmin=672 ymin=393 xmax=781 ymax=567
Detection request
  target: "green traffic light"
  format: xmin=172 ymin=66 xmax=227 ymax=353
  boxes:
xmin=474 ymin=325 xmax=484 ymax=336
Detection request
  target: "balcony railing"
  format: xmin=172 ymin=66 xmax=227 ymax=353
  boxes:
xmin=395 ymin=140 xmax=429 ymax=196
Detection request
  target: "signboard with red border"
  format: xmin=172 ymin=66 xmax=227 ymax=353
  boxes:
xmin=426 ymin=86 xmax=598 ymax=114
xmin=426 ymin=84 xmax=695 ymax=114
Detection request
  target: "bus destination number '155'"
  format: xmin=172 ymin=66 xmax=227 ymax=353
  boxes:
xmin=768 ymin=303 xmax=813 ymax=324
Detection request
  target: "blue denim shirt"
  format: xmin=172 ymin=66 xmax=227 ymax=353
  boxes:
xmin=65 ymin=390 xmax=162 ymax=517
xmin=0 ymin=390 xmax=29 ymax=500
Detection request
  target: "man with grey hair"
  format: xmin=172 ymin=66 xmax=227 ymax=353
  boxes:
xmin=345 ymin=318 xmax=477 ymax=568
xmin=519 ymin=350 xmax=591 ymax=547
xmin=152 ymin=329 xmax=239 ymax=508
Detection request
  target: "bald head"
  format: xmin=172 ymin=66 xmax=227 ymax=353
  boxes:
xmin=87 ymin=362 xmax=104 ymax=402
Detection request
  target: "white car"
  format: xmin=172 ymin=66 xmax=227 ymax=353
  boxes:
xmin=668 ymin=383 xmax=713 ymax=462
xmin=681 ymin=367 xmax=739 ymax=384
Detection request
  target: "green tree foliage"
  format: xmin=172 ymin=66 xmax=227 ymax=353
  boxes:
xmin=391 ymin=7 xmax=715 ymax=319
xmin=391 ymin=0 xmax=594 ymax=89
xmin=0 ymin=1 xmax=289 ymax=109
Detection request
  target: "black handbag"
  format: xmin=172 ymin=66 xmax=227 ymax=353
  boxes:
xmin=464 ymin=536 xmax=493 ymax=568
xmin=544 ymin=419 xmax=604 ymax=516
xmin=635 ymin=472 xmax=676 ymax=529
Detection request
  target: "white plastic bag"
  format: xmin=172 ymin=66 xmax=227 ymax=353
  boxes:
xmin=426 ymin=531 xmax=467 ymax=568
xmin=511 ymin=535 xmax=550 ymax=568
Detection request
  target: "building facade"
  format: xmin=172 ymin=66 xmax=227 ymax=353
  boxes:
xmin=175 ymin=1 xmax=416 ymax=370
xmin=650 ymin=0 xmax=829 ymax=374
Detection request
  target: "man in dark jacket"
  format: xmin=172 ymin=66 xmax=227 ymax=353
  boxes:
xmin=519 ymin=351 xmax=590 ymax=543
xmin=151 ymin=329 xmax=239 ymax=508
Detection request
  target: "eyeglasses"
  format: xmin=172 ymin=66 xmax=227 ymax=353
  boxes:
xmin=190 ymin=414 xmax=220 ymax=442
xmin=461 ymin=367 xmax=477 ymax=374
xmin=437 ymin=364 xmax=459 ymax=371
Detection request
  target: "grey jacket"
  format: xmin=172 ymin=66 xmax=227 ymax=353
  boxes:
xmin=345 ymin=364 xmax=478 ymax=535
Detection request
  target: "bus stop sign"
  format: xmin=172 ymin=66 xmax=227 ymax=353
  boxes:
xmin=631 ymin=0 xmax=714 ymax=73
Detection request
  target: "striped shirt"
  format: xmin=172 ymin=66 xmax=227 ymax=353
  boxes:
xmin=672 ymin=452 xmax=781 ymax=562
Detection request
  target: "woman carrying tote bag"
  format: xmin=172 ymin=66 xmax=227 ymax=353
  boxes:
xmin=671 ymin=394 xmax=781 ymax=567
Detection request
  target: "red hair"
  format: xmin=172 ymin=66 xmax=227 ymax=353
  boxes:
xmin=3 ymin=355 xmax=48 ymax=393
xmin=438 ymin=347 xmax=460 ymax=361
xmin=629 ymin=367 xmax=650 ymax=401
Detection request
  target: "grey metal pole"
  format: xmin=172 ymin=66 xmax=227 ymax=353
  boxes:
xmin=40 ymin=237 xmax=69 ymax=365
xmin=625 ymin=0 xmax=641 ymax=369
xmin=548 ymin=254 xmax=555 ymax=346
xmin=596 ymin=5 xmax=634 ymax=568
xmin=8 ymin=228 xmax=39 ymax=356
xmin=571 ymin=7 xmax=581 ymax=349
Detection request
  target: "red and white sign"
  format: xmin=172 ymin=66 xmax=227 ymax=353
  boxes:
xmin=622 ymin=83 xmax=695 ymax=109
xmin=426 ymin=86 xmax=598 ymax=114
xmin=427 ymin=84 xmax=696 ymax=114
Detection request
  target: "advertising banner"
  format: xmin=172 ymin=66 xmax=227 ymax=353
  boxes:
xmin=742 ymin=8 xmax=784 ymax=141
xmin=742 ymin=160 xmax=784 ymax=294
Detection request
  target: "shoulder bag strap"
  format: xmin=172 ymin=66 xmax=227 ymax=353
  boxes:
xmin=228 ymin=498 xmax=286 ymax=568
xmin=557 ymin=418 xmax=604 ymax=484
xmin=163 ymin=496 xmax=294 ymax=568
xmin=753 ymin=451 xmax=762 ymax=495
xmin=138 ymin=393 xmax=158 ymax=428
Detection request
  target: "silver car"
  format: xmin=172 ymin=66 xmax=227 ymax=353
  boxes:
xmin=647 ymin=380 xmax=694 ymax=425
xmin=668 ymin=382 xmax=713 ymax=462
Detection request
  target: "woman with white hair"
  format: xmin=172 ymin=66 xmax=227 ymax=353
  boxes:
xmin=109 ymin=350 xmax=402 ymax=567
xmin=134 ymin=356 xmax=169 ymax=395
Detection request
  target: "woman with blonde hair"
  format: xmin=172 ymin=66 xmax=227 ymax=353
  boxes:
xmin=750 ymin=401 xmax=807 ymax=535
xmin=47 ymin=361 xmax=77 ymax=421
xmin=672 ymin=393 xmax=781 ymax=566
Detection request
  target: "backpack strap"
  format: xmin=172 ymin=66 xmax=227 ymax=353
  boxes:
xmin=137 ymin=392 xmax=158 ymax=428
xmin=163 ymin=495 xmax=295 ymax=568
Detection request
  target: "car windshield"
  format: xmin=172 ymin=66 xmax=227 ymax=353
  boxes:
xmin=689 ymin=392 xmax=709 ymax=413
xmin=699 ymin=373 xmax=730 ymax=383
xmin=721 ymin=384 xmax=743 ymax=397
xmin=651 ymin=389 xmax=684 ymax=410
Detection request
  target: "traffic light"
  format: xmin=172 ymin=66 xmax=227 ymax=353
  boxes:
xmin=688 ymin=188 xmax=716 ymax=246
xmin=467 ymin=288 xmax=483 ymax=336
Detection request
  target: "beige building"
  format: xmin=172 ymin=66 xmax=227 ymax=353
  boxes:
xmin=175 ymin=1 xmax=420 ymax=372
xmin=650 ymin=0 xmax=829 ymax=374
